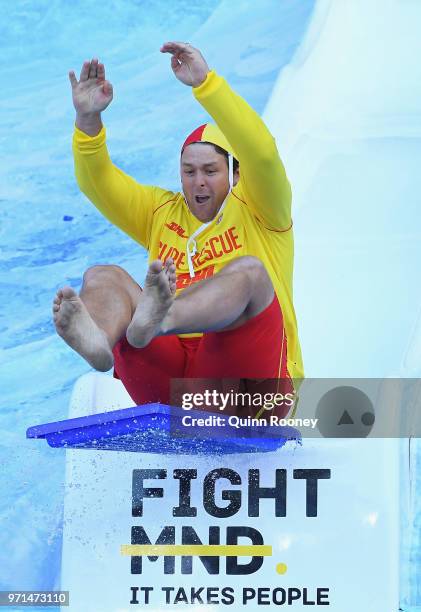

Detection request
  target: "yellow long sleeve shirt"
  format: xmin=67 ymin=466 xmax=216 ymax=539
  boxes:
xmin=73 ymin=70 xmax=304 ymax=379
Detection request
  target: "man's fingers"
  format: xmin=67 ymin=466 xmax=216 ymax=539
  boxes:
xmin=88 ymin=58 xmax=99 ymax=79
xmin=161 ymin=41 xmax=191 ymax=48
xmin=79 ymin=60 xmax=90 ymax=82
xmin=97 ymin=62 xmax=105 ymax=81
xmin=170 ymin=55 xmax=181 ymax=70
xmin=161 ymin=41 xmax=194 ymax=55
xmin=68 ymin=70 xmax=78 ymax=88
xmin=102 ymin=80 xmax=113 ymax=96
xmin=77 ymin=58 xmax=104 ymax=85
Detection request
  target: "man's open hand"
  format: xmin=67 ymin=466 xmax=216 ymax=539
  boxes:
xmin=69 ymin=59 xmax=113 ymax=116
xmin=160 ymin=42 xmax=209 ymax=87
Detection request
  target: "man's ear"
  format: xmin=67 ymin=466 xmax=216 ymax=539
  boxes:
xmin=233 ymin=166 xmax=240 ymax=186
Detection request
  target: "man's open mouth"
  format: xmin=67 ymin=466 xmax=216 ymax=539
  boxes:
xmin=195 ymin=195 xmax=210 ymax=204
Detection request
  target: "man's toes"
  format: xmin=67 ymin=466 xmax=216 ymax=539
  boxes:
xmin=164 ymin=261 xmax=176 ymax=279
xmin=149 ymin=260 xmax=163 ymax=274
xmin=61 ymin=286 xmax=78 ymax=300
xmin=163 ymin=258 xmax=173 ymax=273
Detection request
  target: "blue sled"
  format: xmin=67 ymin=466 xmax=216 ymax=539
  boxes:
xmin=26 ymin=404 xmax=300 ymax=455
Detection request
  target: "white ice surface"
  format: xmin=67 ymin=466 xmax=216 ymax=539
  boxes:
xmin=264 ymin=0 xmax=421 ymax=378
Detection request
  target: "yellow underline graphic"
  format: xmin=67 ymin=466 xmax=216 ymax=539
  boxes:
xmin=121 ymin=544 xmax=272 ymax=557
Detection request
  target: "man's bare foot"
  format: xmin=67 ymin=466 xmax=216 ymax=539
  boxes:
xmin=126 ymin=258 xmax=176 ymax=348
xmin=53 ymin=287 xmax=114 ymax=371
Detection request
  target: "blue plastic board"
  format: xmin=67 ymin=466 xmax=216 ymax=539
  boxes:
xmin=26 ymin=404 xmax=300 ymax=455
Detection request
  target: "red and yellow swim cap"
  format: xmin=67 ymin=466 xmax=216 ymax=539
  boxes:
xmin=182 ymin=123 xmax=236 ymax=157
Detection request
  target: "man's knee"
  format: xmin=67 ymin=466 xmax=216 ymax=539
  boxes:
xmin=81 ymin=264 xmax=141 ymax=311
xmin=223 ymin=256 xmax=271 ymax=283
xmin=83 ymin=265 xmax=126 ymax=286
xmin=82 ymin=265 xmax=137 ymax=292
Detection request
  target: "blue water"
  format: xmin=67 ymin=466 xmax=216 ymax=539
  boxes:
xmin=0 ymin=0 xmax=316 ymax=597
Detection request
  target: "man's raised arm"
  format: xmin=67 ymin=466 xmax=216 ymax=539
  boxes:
xmin=160 ymin=42 xmax=291 ymax=231
xmin=70 ymin=59 xmax=170 ymax=248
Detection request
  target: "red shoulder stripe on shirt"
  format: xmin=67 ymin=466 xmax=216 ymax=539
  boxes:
xmin=231 ymin=191 xmax=293 ymax=233
xmin=152 ymin=197 xmax=177 ymax=216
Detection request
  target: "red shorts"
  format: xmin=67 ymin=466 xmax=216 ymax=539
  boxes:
xmin=113 ymin=296 xmax=292 ymax=417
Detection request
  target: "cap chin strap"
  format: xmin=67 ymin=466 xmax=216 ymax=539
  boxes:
xmin=185 ymin=154 xmax=233 ymax=278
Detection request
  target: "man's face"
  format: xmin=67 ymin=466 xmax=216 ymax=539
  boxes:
xmin=181 ymin=143 xmax=229 ymax=223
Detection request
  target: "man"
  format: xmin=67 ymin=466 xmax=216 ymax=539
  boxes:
xmin=53 ymin=42 xmax=303 ymax=415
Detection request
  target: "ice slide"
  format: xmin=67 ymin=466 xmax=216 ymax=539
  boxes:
xmin=53 ymin=374 xmax=400 ymax=612
xmin=52 ymin=1 xmax=420 ymax=610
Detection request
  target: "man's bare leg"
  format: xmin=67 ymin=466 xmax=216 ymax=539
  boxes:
xmin=53 ymin=264 xmax=162 ymax=371
xmin=126 ymin=256 xmax=274 ymax=348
